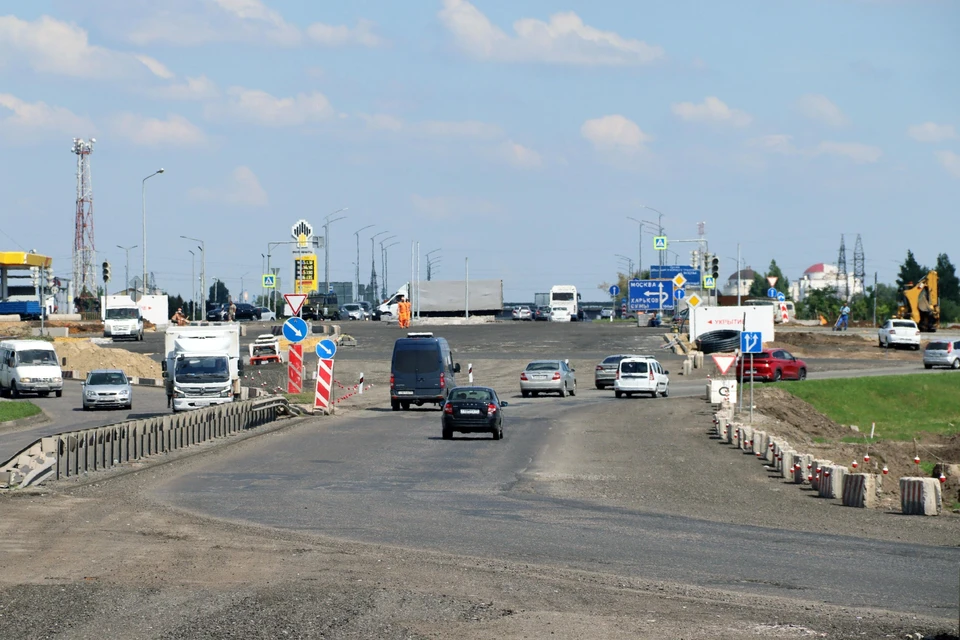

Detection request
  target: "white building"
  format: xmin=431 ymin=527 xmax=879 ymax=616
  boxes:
xmin=790 ymin=263 xmax=863 ymax=302
xmin=722 ymin=268 xmax=757 ymax=297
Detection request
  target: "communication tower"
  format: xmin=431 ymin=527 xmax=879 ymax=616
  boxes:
xmin=72 ymin=138 xmax=96 ymax=300
xmin=836 ymin=234 xmax=848 ymax=301
xmin=852 ymin=234 xmax=865 ymax=297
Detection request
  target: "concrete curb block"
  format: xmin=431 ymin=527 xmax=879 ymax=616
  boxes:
xmin=712 ymin=411 xmax=944 ymax=515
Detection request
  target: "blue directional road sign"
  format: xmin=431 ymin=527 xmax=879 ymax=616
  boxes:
xmin=741 ymin=331 xmax=763 ymax=354
xmin=316 ymin=339 xmax=337 ymax=359
xmin=628 ymin=279 xmax=675 ymax=311
xmin=608 ymin=284 xmax=620 ymax=297
xmin=777 ymin=292 xmax=786 ymax=302
xmin=648 ymin=265 xmax=702 ymax=285
xmin=674 ymin=288 xmax=685 ymax=300
xmin=767 ymin=287 xmax=778 ymax=298
xmin=282 ymin=316 xmax=308 ymax=343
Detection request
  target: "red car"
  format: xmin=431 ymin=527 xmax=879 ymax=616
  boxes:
xmin=736 ymin=349 xmax=807 ymax=382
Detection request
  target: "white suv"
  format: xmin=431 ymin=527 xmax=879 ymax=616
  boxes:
xmin=878 ymin=319 xmax=921 ymax=350
xmin=614 ymin=357 xmax=669 ymax=398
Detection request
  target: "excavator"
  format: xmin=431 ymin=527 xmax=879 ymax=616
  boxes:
xmin=897 ymin=270 xmax=940 ymax=332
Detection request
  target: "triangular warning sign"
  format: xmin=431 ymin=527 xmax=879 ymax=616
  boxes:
xmin=766 ymin=276 xmax=778 ymax=287
xmin=283 ymin=293 xmax=307 ymax=316
xmin=712 ymin=354 xmax=737 ymax=376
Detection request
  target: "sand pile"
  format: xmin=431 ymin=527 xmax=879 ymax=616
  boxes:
xmin=53 ymin=340 xmax=162 ymax=379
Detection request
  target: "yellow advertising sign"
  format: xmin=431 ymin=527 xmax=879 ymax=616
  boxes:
xmin=294 ymin=254 xmax=318 ymax=294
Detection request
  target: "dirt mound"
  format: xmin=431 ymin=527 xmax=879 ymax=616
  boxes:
xmin=752 ymin=387 xmax=848 ymax=442
xmin=771 ymin=330 xmax=924 ymax=361
xmin=54 ymin=340 xmax=162 ymax=379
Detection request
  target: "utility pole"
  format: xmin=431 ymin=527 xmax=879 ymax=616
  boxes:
xmin=322 ymin=208 xmax=348 ymax=300
xmin=627 ymin=217 xmax=644 ymax=277
xmin=379 ymin=235 xmax=397 ymax=299
xmin=354 ymin=224 xmax=374 ymax=303
xmin=181 ymin=235 xmax=205 ymax=315
xmin=116 ymin=244 xmax=137 ymax=296
xmin=872 ymin=272 xmax=878 ymax=327
xmin=640 ymin=205 xmax=665 ymax=268
xmin=141 ymin=168 xmax=164 ymax=300
xmin=189 ymin=249 xmax=196 ymax=320
xmin=370 ymin=231 xmax=388 ymax=302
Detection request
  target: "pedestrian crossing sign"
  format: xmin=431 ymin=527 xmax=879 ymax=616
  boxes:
xmin=703 ymin=276 xmax=716 ymax=289
xmin=262 ymin=274 xmax=276 ymax=288
xmin=653 ymin=236 xmax=668 ymax=250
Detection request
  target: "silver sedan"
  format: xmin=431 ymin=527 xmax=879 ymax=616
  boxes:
xmin=82 ymin=369 xmax=133 ymax=410
xmin=520 ymin=360 xmax=577 ymax=398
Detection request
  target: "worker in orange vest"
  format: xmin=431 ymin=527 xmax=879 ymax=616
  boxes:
xmin=397 ymin=295 xmax=409 ymax=328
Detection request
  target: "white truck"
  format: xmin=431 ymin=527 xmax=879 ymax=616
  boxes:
xmin=103 ymin=298 xmax=144 ymax=341
xmin=378 ymin=280 xmax=504 ymax=320
xmin=162 ymin=323 xmax=243 ymax=413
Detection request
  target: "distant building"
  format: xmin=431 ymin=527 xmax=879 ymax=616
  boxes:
xmin=790 ymin=263 xmax=863 ymax=302
xmin=722 ymin=268 xmax=757 ymax=297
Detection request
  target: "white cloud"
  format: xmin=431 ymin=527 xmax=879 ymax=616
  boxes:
xmin=747 ymin=134 xmax=798 ymax=155
xmin=935 ymin=150 xmax=960 ymax=179
xmin=149 ymin=75 xmax=220 ymax=101
xmin=306 ymin=19 xmax=386 ymax=47
xmin=797 ymin=94 xmax=848 ymax=127
xmin=113 ymin=113 xmax=209 ymax=147
xmin=581 ymin=115 xmax=651 ymax=150
xmin=410 ymin=194 xmax=501 ymax=220
xmin=358 ymin=114 xmax=502 ymax=139
xmin=908 ymin=122 xmax=956 ymax=143
xmin=438 ymin=0 xmax=664 ymax=66
xmin=502 ymin=140 xmax=542 ymax=168
xmin=358 ymin=113 xmax=405 ymax=132
xmin=0 ymin=14 xmax=172 ymax=79
xmin=189 ymin=166 xmax=268 ymax=206
xmin=813 ymin=141 xmax=882 ymax=163
xmin=671 ymin=96 xmax=752 ymax=128
xmin=0 ymin=94 xmax=95 ymax=140
xmin=208 ymin=87 xmax=335 ymax=126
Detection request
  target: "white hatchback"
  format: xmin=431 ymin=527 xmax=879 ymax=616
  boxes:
xmin=614 ymin=357 xmax=669 ymax=398
xmin=878 ymin=319 xmax=921 ymax=350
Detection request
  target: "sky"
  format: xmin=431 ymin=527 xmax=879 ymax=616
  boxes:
xmin=1 ymin=0 xmax=958 ymax=303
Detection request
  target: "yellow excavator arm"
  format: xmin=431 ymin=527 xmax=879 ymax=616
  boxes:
xmin=897 ymin=270 xmax=940 ymax=332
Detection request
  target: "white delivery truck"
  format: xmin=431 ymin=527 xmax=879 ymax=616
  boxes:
xmin=103 ymin=298 xmax=144 ymax=341
xmin=378 ymin=280 xmax=504 ymax=320
xmin=162 ymin=323 xmax=242 ymax=413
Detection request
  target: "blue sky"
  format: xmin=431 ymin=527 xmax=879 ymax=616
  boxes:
xmin=1 ymin=0 xmax=957 ymax=302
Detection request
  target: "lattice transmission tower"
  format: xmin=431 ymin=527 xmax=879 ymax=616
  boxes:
xmin=72 ymin=138 xmax=97 ymax=299
xmin=836 ymin=234 xmax=848 ymax=301
xmin=852 ymin=234 xmax=865 ymax=297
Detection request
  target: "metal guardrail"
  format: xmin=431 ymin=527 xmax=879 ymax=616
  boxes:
xmin=0 ymin=396 xmax=291 ymax=489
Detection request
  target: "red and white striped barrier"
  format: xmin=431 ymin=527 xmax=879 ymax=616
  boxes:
xmin=900 ymin=477 xmax=942 ymax=516
xmin=468 ymin=363 xmax=473 ymax=384
xmin=287 ymin=344 xmax=303 ymax=394
xmin=314 ymin=358 xmax=334 ymax=414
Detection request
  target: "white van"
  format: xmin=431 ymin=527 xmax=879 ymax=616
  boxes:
xmin=0 ymin=340 xmax=63 ymax=398
xmin=104 ymin=304 xmax=144 ymax=341
xmin=614 ymin=356 xmax=670 ymax=398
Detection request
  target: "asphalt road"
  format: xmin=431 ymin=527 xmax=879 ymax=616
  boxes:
xmin=153 ymin=392 xmax=958 ymax=620
xmin=0 ymin=380 xmax=169 ymax=462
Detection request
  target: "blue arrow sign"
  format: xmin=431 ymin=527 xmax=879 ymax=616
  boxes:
xmin=741 ymin=331 xmax=763 ymax=354
xmin=648 ymin=265 xmax=702 ymax=285
xmin=674 ymin=288 xmax=685 ymax=300
xmin=777 ymin=292 xmax=786 ymax=302
xmin=316 ymin=338 xmax=337 ymax=359
xmin=767 ymin=287 xmax=778 ymax=298
xmin=282 ymin=316 xmax=308 ymax=343
xmin=628 ymin=279 xmax=675 ymax=311
xmin=608 ymin=284 xmax=620 ymax=297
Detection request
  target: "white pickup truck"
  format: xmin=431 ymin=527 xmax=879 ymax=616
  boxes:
xmin=163 ymin=324 xmax=242 ymax=413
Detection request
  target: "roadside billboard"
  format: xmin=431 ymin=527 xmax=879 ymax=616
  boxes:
xmin=690 ymin=305 xmax=774 ymax=344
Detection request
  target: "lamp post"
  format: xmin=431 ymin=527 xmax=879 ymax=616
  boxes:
xmin=260 ymin=253 xmax=266 ymax=307
xmin=141 ymin=168 xmax=164 ymax=300
xmin=615 ymin=253 xmax=634 ymax=277
xmin=353 ymin=224 xmax=374 ymax=302
xmin=188 ymin=249 xmax=196 ymax=320
xmin=239 ymin=272 xmax=249 ymax=302
xmin=379 ymin=235 xmax=397 ymax=299
xmin=638 ymin=205 xmax=665 ymax=269
xmin=322 ymin=207 xmax=348 ymax=299
xmin=116 ymin=244 xmax=137 ymax=296
xmin=626 ymin=217 xmax=645 ymax=278
xmin=370 ymin=231 xmax=389 ymax=301
xmin=382 ymin=241 xmax=400 ymax=299
xmin=426 ymin=249 xmax=441 ymax=281
xmin=181 ymin=236 xmax=205 ymax=315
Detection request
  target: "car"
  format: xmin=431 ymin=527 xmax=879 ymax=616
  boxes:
xmin=600 ymin=308 xmax=614 ymax=319
xmin=390 ymin=332 xmax=461 ymax=410
xmin=878 ymin=319 xmax=921 ymax=350
xmin=520 ymin=359 xmax=576 ymax=397
xmin=442 ymin=386 xmax=508 ymax=440
xmin=594 ymin=353 xmax=648 ymax=389
xmin=255 ymin=306 xmax=276 ymax=322
xmin=735 ymin=349 xmax=807 ymax=382
xmin=206 ymin=304 xmax=227 ymax=321
xmin=358 ymin=301 xmax=373 ymax=320
xmin=923 ymin=338 xmax=960 ymax=369
xmin=82 ymin=369 xmax=132 ymax=410
xmin=302 ymin=293 xmax=340 ymax=321
xmin=512 ymin=305 xmax=533 ymax=321
xmin=534 ymin=305 xmax=552 ymax=321
xmin=340 ymin=303 xmax=364 ymax=320
xmin=613 ymin=356 xmax=669 ymax=398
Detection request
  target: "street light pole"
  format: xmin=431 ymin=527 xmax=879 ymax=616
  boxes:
xmin=426 ymin=249 xmax=441 ymax=281
xmin=322 ymin=207 xmax=348 ymax=299
xmin=383 ymin=241 xmax=400 ymax=298
xmin=626 ymin=217 xmax=644 ymax=277
xmin=639 ymin=205 xmax=665 ymax=268
xmin=116 ymin=244 xmax=137 ymax=296
xmin=379 ymin=235 xmax=397 ymax=299
xmin=353 ymin=224 xmax=374 ymax=302
xmin=181 ymin=236 xmax=205 ymax=315
xmin=141 ymin=168 xmax=164 ymax=300
xmin=188 ymin=249 xmax=196 ymax=320
xmin=370 ymin=231 xmax=389 ymax=301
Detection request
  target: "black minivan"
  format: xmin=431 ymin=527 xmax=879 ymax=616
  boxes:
xmin=390 ymin=333 xmax=460 ymax=410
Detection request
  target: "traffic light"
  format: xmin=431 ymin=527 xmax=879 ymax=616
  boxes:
xmin=102 ymin=261 xmax=111 ymax=283
xmin=45 ymin=268 xmax=54 ymax=289
xmin=711 ymin=256 xmax=719 ymax=280
xmin=30 ymin=267 xmax=38 ymax=288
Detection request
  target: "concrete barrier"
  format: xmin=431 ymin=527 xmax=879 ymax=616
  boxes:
xmin=32 ymin=327 xmax=69 ymax=337
xmin=0 ymin=314 xmax=22 ymax=322
xmin=842 ymin=473 xmax=882 ymax=508
xmin=794 ymin=454 xmax=814 ymax=484
xmin=740 ymin=426 xmax=753 ymax=452
xmin=810 ymin=459 xmax=832 ymax=492
xmin=48 ymin=313 xmax=82 ymax=321
xmin=900 ymin=477 xmax=942 ymax=516
xmin=0 ymin=396 xmax=290 ymax=489
xmin=752 ymin=431 xmax=766 ymax=457
xmin=818 ymin=464 xmax=846 ymax=499
xmin=781 ymin=449 xmax=798 ymax=480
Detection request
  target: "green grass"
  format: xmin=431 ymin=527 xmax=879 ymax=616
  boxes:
xmin=283 ymin=391 xmax=315 ymax=404
xmin=0 ymin=401 xmax=42 ymax=422
xmin=771 ymin=374 xmax=960 ymax=441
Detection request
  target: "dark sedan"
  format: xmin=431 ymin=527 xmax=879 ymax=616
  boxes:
xmin=442 ymin=386 xmax=507 ymax=440
xmin=206 ymin=304 xmax=227 ymax=321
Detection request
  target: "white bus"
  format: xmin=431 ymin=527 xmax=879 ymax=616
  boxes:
xmin=549 ymin=285 xmax=583 ymax=322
